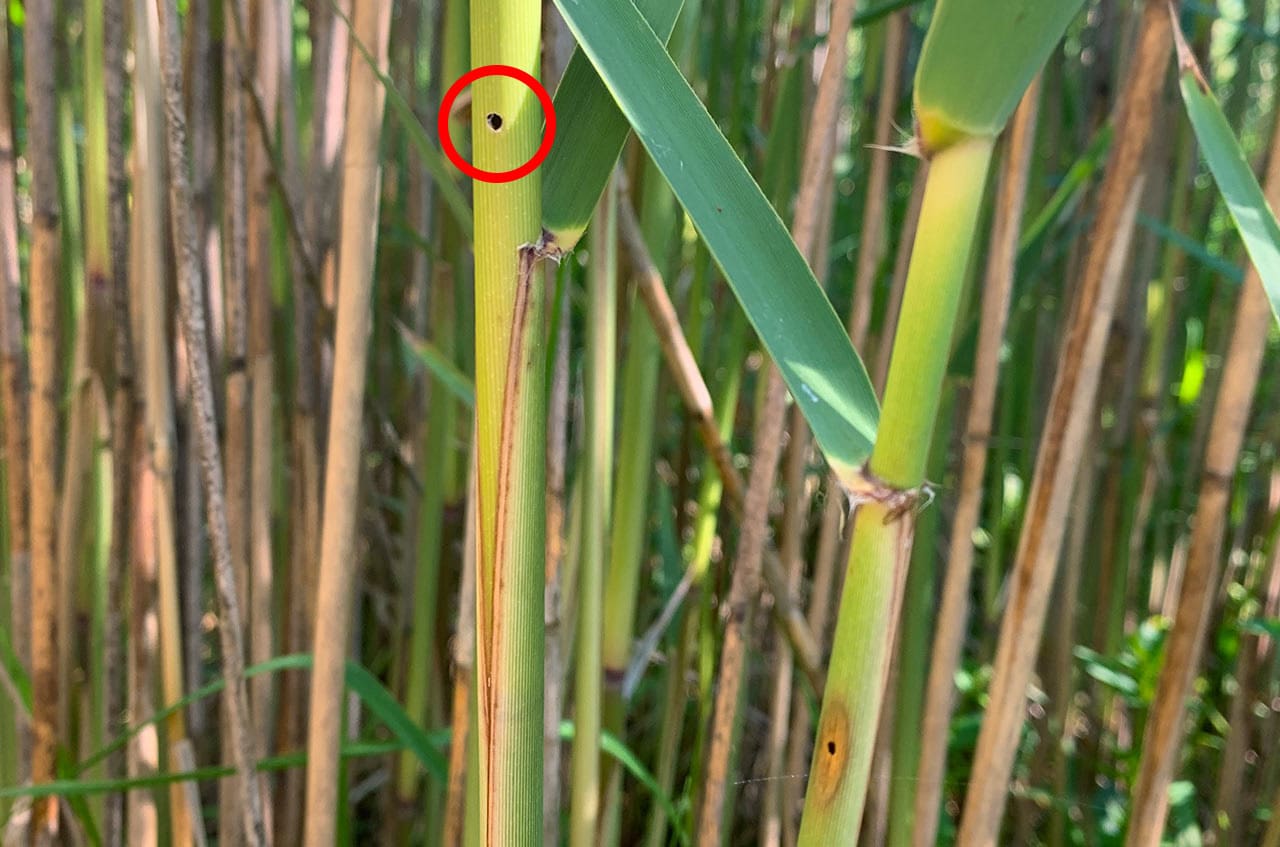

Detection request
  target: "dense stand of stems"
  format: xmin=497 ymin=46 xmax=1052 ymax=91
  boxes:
xmin=955 ymin=4 xmax=1170 ymax=841
xmin=913 ymin=79 xmax=1041 ymax=847
xmin=4 ymin=4 xmax=1280 ymax=845
xmin=302 ymin=0 xmax=394 ymax=842
xmin=799 ymin=135 xmax=995 ymax=843
xmin=697 ymin=0 xmax=859 ymax=835
xmin=0 ymin=0 xmax=30 ymax=799
xmin=155 ymin=0 xmax=270 ymax=840
xmin=1124 ymin=102 xmax=1280 ymax=847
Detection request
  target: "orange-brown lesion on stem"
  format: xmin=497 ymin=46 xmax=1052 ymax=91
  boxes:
xmin=812 ymin=700 xmax=851 ymax=806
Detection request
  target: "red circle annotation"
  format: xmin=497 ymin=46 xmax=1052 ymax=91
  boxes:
xmin=437 ymin=65 xmax=556 ymax=184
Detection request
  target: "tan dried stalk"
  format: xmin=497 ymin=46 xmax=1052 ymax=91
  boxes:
xmin=155 ymin=0 xmax=269 ymax=838
xmin=274 ymin=1 xmax=318 ymax=837
xmin=761 ymin=402 xmax=815 ymax=847
xmin=221 ymin=2 xmax=254 ymax=840
xmin=24 ymin=0 xmax=63 ymax=837
xmin=912 ymin=78 xmax=1041 ymax=847
xmin=954 ymin=4 xmax=1170 ymax=841
xmin=307 ymin=0 xmax=353 ymax=310
xmin=180 ymin=0 xmax=217 ymax=743
xmin=1123 ymin=104 xmax=1280 ymax=847
xmin=127 ymin=451 xmax=160 ymax=846
xmin=131 ymin=0 xmax=201 ymax=836
xmin=696 ymin=0 xmax=858 ymax=836
xmin=615 ymin=200 xmax=822 ymax=685
xmin=444 ymin=444 xmax=478 ymax=847
xmin=696 ymin=370 xmax=790 ymax=844
xmin=102 ymin=0 xmax=134 ymax=835
xmin=245 ymin=0 xmax=278 ymax=762
xmin=849 ymin=12 xmax=907 ymax=352
xmin=302 ymin=0 xmax=393 ymax=840
xmin=0 ymin=0 xmax=29 ymax=787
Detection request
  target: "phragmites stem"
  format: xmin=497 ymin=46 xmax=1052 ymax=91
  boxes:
xmin=154 ymin=0 xmax=268 ymax=840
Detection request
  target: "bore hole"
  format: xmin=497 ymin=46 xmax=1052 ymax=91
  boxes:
xmin=486 ymin=112 xmax=503 ymax=131
xmin=827 ymin=741 xmax=836 ymax=756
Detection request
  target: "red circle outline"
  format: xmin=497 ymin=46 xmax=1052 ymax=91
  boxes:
xmin=438 ymin=65 xmax=556 ymax=184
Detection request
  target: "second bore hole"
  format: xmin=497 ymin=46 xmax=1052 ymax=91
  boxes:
xmin=486 ymin=112 xmax=503 ymax=131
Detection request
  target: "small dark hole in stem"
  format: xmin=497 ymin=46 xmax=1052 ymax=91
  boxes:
xmin=486 ymin=112 xmax=503 ymax=131
xmin=827 ymin=741 xmax=836 ymax=755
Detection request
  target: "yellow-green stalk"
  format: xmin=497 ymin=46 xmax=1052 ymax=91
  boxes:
xmin=798 ymin=117 xmax=994 ymax=847
xmin=885 ymin=379 xmax=953 ymax=847
xmin=796 ymin=2 xmax=1081 ymax=840
xmin=598 ymin=171 xmax=670 ymax=809
xmin=570 ymin=179 xmax=617 ymax=847
xmin=396 ymin=0 xmax=470 ymax=820
xmin=470 ymin=0 xmax=546 ymax=839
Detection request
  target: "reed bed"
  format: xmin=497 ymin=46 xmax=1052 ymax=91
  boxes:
xmin=1 ymin=1 xmax=1279 ymax=845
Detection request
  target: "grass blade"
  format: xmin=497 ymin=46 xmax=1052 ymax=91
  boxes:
xmin=74 ymin=655 xmax=448 ymax=783
xmin=914 ymin=0 xmax=1085 ymax=151
xmin=398 ymin=322 xmax=476 ymax=408
xmin=552 ymin=0 xmax=879 ymax=481
xmin=1172 ymin=15 xmax=1280 ymax=324
xmin=333 ymin=0 xmax=473 ymax=240
xmin=542 ymin=0 xmax=684 ymax=249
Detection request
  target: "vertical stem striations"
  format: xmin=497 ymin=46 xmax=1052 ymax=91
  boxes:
xmin=955 ymin=4 xmax=1169 ymax=842
xmin=570 ymin=180 xmax=616 ymax=847
xmin=154 ymin=0 xmax=271 ymax=840
xmin=25 ymin=0 xmax=63 ymax=838
xmin=470 ymin=0 xmax=546 ymax=839
xmin=912 ymin=78 xmax=1041 ymax=847
xmin=798 ymin=135 xmax=996 ymax=844
xmin=302 ymin=0 xmax=393 ymax=843
xmin=1124 ymin=87 xmax=1280 ymax=847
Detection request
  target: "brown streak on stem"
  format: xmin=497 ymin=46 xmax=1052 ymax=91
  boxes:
xmin=1125 ymin=65 xmax=1280 ymax=847
xmin=484 ymin=244 xmax=540 ymax=831
xmin=955 ymin=4 xmax=1170 ymax=841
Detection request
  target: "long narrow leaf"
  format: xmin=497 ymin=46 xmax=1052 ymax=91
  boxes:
xmin=1172 ymin=16 xmax=1280 ymax=323
xmin=552 ymin=0 xmax=879 ymax=481
xmin=331 ymin=0 xmax=473 ymax=240
xmin=344 ymin=661 xmax=450 ymax=781
xmin=3 ymin=744 xmax=402 ymax=800
xmin=558 ymin=721 xmax=685 ymax=844
xmin=74 ymin=655 xmax=448 ymax=782
xmin=398 ymin=321 xmax=477 ymax=408
xmin=542 ymin=0 xmax=684 ymax=249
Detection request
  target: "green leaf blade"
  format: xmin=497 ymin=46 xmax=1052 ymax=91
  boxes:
xmin=914 ymin=0 xmax=1085 ymax=151
xmin=542 ymin=0 xmax=684 ymax=250
xmin=551 ymin=0 xmax=879 ymax=478
xmin=1177 ymin=64 xmax=1280 ymax=325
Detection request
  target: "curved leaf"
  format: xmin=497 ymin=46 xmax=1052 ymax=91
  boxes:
xmin=1172 ymin=21 xmax=1280 ymax=325
xmin=551 ymin=0 xmax=879 ymax=480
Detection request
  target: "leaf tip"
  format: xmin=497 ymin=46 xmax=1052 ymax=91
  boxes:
xmin=1167 ymin=2 xmax=1210 ymax=94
